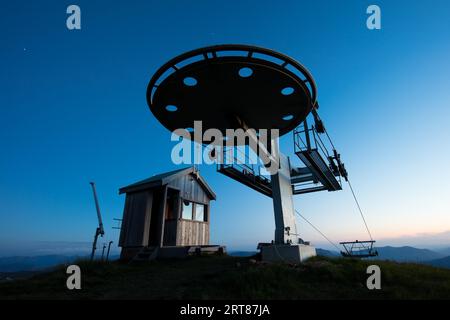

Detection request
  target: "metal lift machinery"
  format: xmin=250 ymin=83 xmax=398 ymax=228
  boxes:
xmin=146 ymin=44 xmax=376 ymax=262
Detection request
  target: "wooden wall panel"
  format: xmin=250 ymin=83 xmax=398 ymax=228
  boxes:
xmin=177 ymin=220 xmax=209 ymax=246
xmin=168 ymin=174 xmax=209 ymax=204
xmin=119 ymin=191 xmax=152 ymax=247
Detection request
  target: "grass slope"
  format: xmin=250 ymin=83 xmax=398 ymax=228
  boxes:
xmin=1 ymin=255 xmax=450 ymax=300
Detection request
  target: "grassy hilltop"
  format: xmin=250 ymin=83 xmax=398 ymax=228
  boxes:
xmin=1 ymin=255 xmax=450 ymax=300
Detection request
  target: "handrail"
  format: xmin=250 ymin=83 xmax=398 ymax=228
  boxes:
xmin=219 ymin=145 xmax=271 ymax=185
xmin=294 ymin=125 xmax=330 ymax=160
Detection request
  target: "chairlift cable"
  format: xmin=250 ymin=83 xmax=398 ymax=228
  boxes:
xmin=312 ymin=110 xmax=337 ymax=151
xmin=346 ymin=179 xmax=374 ymax=241
xmin=294 ymin=209 xmax=341 ymax=251
xmin=312 ymin=111 xmax=375 ymax=243
xmin=324 ymin=129 xmax=337 ymax=152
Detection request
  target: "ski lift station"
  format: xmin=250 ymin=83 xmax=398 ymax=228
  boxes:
xmin=117 ymin=44 xmax=377 ymax=263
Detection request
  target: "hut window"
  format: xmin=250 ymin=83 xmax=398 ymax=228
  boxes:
xmin=194 ymin=204 xmax=206 ymax=222
xmin=182 ymin=200 xmax=193 ymax=220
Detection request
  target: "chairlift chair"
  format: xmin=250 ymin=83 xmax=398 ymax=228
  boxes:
xmin=340 ymin=240 xmax=378 ymax=258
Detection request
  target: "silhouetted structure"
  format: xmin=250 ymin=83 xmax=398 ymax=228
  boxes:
xmin=144 ymin=44 xmax=374 ymax=263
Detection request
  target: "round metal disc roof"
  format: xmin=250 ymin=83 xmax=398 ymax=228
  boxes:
xmin=146 ymin=44 xmax=317 ymax=144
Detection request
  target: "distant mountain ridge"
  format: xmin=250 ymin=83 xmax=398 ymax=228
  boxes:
xmin=1 ymin=246 xmax=450 ymax=272
xmin=373 ymin=246 xmax=445 ymax=262
xmin=0 ymin=255 xmax=87 ymax=273
xmin=424 ymin=256 xmax=450 ymax=269
xmin=316 ymin=248 xmax=339 ymax=257
xmin=436 ymin=247 xmax=450 ymax=256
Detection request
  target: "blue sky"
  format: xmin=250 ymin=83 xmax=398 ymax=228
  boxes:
xmin=1 ymin=0 xmax=450 ymax=254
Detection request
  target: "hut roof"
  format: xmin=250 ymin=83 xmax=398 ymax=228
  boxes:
xmin=119 ymin=167 xmax=216 ymax=200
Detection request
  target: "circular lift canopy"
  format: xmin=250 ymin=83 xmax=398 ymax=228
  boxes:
xmin=146 ymin=44 xmax=317 ymax=144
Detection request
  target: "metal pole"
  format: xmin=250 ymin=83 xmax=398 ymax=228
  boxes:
xmin=303 ymin=118 xmax=311 ymax=151
xmin=101 ymin=243 xmax=107 ymax=261
xmin=89 ymin=182 xmax=105 ymax=261
xmin=90 ymin=227 xmax=100 ymax=261
xmin=90 ymin=182 xmax=104 ymax=235
xmin=106 ymin=241 xmax=113 ymax=262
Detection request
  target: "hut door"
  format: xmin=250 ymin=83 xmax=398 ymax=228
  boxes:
xmin=163 ymin=188 xmax=179 ymax=246
xmin=148 ymin=188 xmax=164 ymax=246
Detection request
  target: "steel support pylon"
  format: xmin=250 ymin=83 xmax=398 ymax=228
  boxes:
xmin=271 ymin=153 xmax=299 ymax=244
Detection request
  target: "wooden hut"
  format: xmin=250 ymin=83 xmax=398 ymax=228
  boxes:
xmin=118 ymin=167 xmax=220 ymax=260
